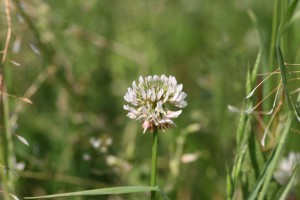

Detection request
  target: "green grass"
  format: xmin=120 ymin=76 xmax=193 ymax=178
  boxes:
xmin=0 ymin=0 xmax=300 ymax=199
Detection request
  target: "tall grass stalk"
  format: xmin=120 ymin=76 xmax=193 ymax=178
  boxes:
xmin=0 ymin=90 xmax=11 ymax=200
xmin=228 ymin=0 xmax=300 ymax=199
xmin=268 ymin=0 xmax=279 ymax=70
xmin=0 ymin=58 xmax=16 ymax=197
xmin=0 ymin=0 xmax=16 ymax=199
xmin=0 ymin=86 xmax=15 ymax=199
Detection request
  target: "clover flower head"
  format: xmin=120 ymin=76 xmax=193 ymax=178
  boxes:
xmin=124 ymin=75 xmax=187 ymax=133
xmin=274 ymin=152 xmax=300 ymax=185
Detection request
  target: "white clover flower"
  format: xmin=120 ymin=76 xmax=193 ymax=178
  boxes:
xmin=274 ymin=152 xmax=300 ymax=185
xmin=124 ymin=75 xmax=187 ymax=133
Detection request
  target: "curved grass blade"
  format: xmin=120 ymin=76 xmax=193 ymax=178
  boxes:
xmin=24 ymin=186 xmax=170 ymax=200
xmin=276 ymin=47 xmax=293 ymax=109
xmin=277 ymin=0 xmax=299 ymax=34
xmin=247 ymin=114 xmax=293 ymax=200
xmin=0 ymin=191 xmax=19 ymax=200
xmin=276 ymin=0 xmax=300 ymax=121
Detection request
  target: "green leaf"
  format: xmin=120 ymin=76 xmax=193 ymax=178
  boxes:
xmin=24 ymin=186 xmax=170 ymax=200
xmin=276 ymin=0 xmax=300 ymax=121
xmin=277 ymin=0 xmax=299 ymax=34
xmin=247 ymin=114 xmax=293 ymax=200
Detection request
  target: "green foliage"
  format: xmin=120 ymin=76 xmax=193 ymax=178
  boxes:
xmin=24 ymin=186 xmax=169 ymax=200
xmin=0 ymin=0 xmax=300 ymax=199
xmin=227 ymin=0 xmax=300 ymax=199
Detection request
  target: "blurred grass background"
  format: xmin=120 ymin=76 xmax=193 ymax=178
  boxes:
xmin=1 ymin=0 xmax=298 ymax=199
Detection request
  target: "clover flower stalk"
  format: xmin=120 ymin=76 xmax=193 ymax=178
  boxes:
xmin=124 ymin=75 xmax=187 ymax=200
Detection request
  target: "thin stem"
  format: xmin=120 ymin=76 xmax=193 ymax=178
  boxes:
xmin=150 ymin=128 xmax=158 ymax=200
xmin=268 ymin=0 xmax=278 ymax=71
xmin=1 ymin=0 xmax=12 ymax=65
xmin=0 ymin=0 xmax=16 ymax=199
xmin=12 ymin=0 xmax=54 ymax=63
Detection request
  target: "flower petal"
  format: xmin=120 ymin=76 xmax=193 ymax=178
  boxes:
xmin=151 ymin=88 xmax=156 ymax=101
xmin=166 ymin=110 xmax=182 ymax=118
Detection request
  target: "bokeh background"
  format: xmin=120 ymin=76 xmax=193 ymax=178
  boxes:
xmin=0 ymin=0 xmax=279 ymax=199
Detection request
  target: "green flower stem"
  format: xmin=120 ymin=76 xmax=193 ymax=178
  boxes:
xmin=0 ymin=84 xmax=15 ymax=200
xmin=150 ymin=128 xmax=158 ymax=200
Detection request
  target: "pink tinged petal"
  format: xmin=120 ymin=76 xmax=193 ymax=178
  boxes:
xmin=170 ymin=84 xmax=182 ymax=101
xmin=177 ymin=92 xmax=187 ymax=102
xmin=124 ymin=93 xmax=131 ymax=102
xmin=166 ymin=110 xmax=182 ymax=118
xmin=131 ymin=99 xmax=138 ymax=106
xmin=175 ymin=93 xmax=187 ymax=108
xmin=159 ymin=118 xmax=173 ymax=124
xmin=138 ymin=83 xmax=144 ymax=91
xmin=123 ymin=105 xmax=129 ymax=110
xmin=169 ymin=76 xmax=177 ymax=85
xmin=170 ymin=88 xmax=181 ymax=102
xmin=147 ymin=89 xmax=151 ymax=99
xmin=127 ymin=87 xmax=133 ymax=93
xmin=132 ymin=81 xmax=137 ymax=89
xmin=177 ymin=84 xmax=183 ymax=92
xmin=128 ymin=92 xmax=136 ymax=101
xmin=141 ymin=89 xmax=146 ymax=100
xmin=127 ymin=112 xmax=137 ymax=119
xmin=142 ymin=120 xmax=150 ymax=133
xmin=155 ymin=86 xmax=160 ymax=94
xmin=163 ymin=89 xmax=170 ymax=102
xmin=155 ymin=101 xmax=163 ymax=111
xmin=139 ymin=76 xmax=144 ymax=84
xmin=123 ymin=105 xmax=139 ymax=115
xmin=136 ymin=108 xmax=146 ymax=120
xmin=147 ymin=76 xmax=152 ymax=83
xmin=131 ymin=92 xmax=137 ymax=101
xmin=176 ymin=100 xmax=187 ymax=108
xmin=153 ymin=75 xmax=159 ymax=81
xmin=157 ymin=89 xmax=164 ymax=100
xmin=142 ymin=106 xmax=150 ymax=115
xmin=165 ymin=119 xmax=173 ymax=124
xmin=125 ymin=89 xmax=133 ymax=100
xmin=151 ymin=88 xmax=156 ymax=101
xmin=167 ymin=86 xmax=174 ymax=94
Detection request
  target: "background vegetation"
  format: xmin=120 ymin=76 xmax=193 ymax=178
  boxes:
xmin=0 ymin=0 xmax=299 ymax=199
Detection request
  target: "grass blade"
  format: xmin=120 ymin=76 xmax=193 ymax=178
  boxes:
xmin=24 ymin=186 xmax=170 ymax=200
xmin=276 ymin=0 xmax=300 ymax=121
xmin=276 ymin=46 xmax=293 ymax=109
xmin=247 ymin=114 xmax=293 ymax=200
xmin=227 ymin=46 xmax=263 ymax=200
xmin=0 ymin=191 xmax=19 ymax=200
